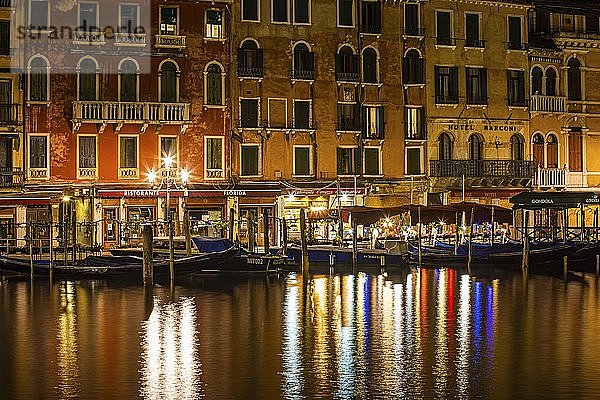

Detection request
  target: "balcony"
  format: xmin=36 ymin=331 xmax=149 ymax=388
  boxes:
xmin=0 ymin=168 xmax=23 ymax=188
xmin=73 ymin=31 xmax=106 ymax=45
xmin=507 ymin=42 xmax=528 ymax=51
xmin=114 ymin=33 xmax=147 ymax=47
xmin=291 ymin=69 xmax=315 ymax=81
xmin=430 ymin=159 xmax=535 ymax=179
xmin=465 ymin=39 xmax=486 ymax=48
xmin=534 ymin=167 xmax=566 ymax=189
xmin=238 ymin=66 xmax=264 ymax=78
xmin=0 ymin=104 xmax=21 ymax=126
xmin=155 ymin=34 xmax=186 ymax=50
xmin=73 ymin=101 xmax=190 ymax=124
xmin=530 ymin=94 xmax=566 ymax=113
xmin=336 ymin=71 xmax=360 ymax=83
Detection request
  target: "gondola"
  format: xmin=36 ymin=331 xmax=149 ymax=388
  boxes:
xmin=285 ymin=244 xmax=409 ymax=267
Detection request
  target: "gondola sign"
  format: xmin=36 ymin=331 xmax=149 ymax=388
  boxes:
xmin=510 ymin=191 xmax=600 ymax=209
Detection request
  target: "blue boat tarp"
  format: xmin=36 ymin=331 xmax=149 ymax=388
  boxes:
xmin=191 ymin=237 xmax=235 ymax=253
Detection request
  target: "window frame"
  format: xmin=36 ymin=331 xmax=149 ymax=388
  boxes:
xmin=362 ymin=46 xmax=379 ymax=84
xmin=435 ymin=9 xmax=454 ymax=46
xmin=240 ymin=97 xmax=261 ymax=128
xmin=507 ymin=68 xmax=526 ymax=107
xmin=403 ymin=2 xmax=420 ymax=36
xmin=118 ymin=58 xmax=140 ymax=102
xmin=337 ymin=0 xmax=355 ymax=28
xmin=363 ymin=146 xmax=382 ymax=177
xmin=404 ymin=106 xmax=425 ymax=140
xmin=118 ymin=134 xmax=140 ymax=178
xmin=159 ymin=5 xmax=180 ymax=35
xmin=204 ymin=61 xmax=225 ymax=107
xmin=77 ymin=1 xmax=100 ymax=32
xmin=158 ymin=135 xmax=179 ymax=169
xmin=293 ymin=99 xmax=312 ymax=130
xmin=293 ymin=0 xmax=311 ymax=25
xmin=28 ymin=133 xmax=49 ymax=179
xmin=28 ymin=0 xmax=50 ymax=31
xmin=204 ymin=136 xmax=225 ymax=180
xmin=27 ymin=55 xmax=50 ymax=103
xmin=76 ymin=134 xmax=98 ymax=179
xmin=336 ymin=146 xmax=359 ymax=176
xmin=405 ymin=145 xmax=424 ymax=176
xmin=119 ymin=3 xmax=140 ymax=34
xmin=272 ymin=0 xmax=289 ymax=24
xmin=240 ymin=143 xmax=262 ymax=177
xmin=464 ymin=12 xmax=482 ymax=47
xmin=242 ymin=0 xmax=260 ymax=22
xmin=507 ymin=15 xmax=524 ymax=50
xmin=158 ymin=59 xmax=180 ymax=103
xmin=204 ymin=8 xmax=225 ymax=40
xmin=293 ymin=145 xmax=313 ymax=177
xmin=77 ymin=56 xmax=99 ymax=101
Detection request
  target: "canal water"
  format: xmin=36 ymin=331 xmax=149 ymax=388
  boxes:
xmin=1 ymin=268 xmax=600 ymax=399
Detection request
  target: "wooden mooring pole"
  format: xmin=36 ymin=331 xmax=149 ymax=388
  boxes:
xmin=282 ymin=217 xmax=288 ymax=256
xmin=183 ymin=207 xmax=192 ymax=256
xmin=417 ymin=207 xmax=422 ymax=267
xmin=228 ymin=207 xmax=235 ymax=242
xmin=142 ymin=224 xmax=154 ymax=286
xmin=522 ymin=210 xmax=529 ymax=271
xmin=490 ymin=206 xmax=495 ymax=247
xmin=299 ymin=209 xmax=309 ymax=278
xmin=467 ymin=207 xmax=474 ymax=275
xmin=247 ymin=211 xmax=255 ymax=254
xmin=263 ymin=208 xmax=270 ymax=255
xmin=454 ymin=212 xmax=459 ymax=255
xmin=29 ymin=238 xmax=33 ymax=280
xmin=49 ymin=217 xmax=53 ymax=278
xmin=352 ymin=221 xmax=358 ymax=275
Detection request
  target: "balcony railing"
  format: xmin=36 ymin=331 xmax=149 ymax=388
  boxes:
xmin=73 ymin=101 xmax=190 ymax=123
xmin=360 ymin=24 xmax=381 ymax=34
xmin=430 ymin=159 xmax=536 ymax=178
xmin=0 ymin=104 xmax=20 ymax=125
xmin=337 ymin=119 xmax=360 ymax=132
xmin=402 ymin=27 xmax=425 ymax=37
xmin=507 ymin=42 xmax=528 ymax=51
xmin=291 ymin=69 xmax=314 ymax=81
xmin=466 ymin=96 xmax=488 ymax=106
xmin=0 ymin=0 xmax=11 ymax=7
xmin=28 ymin=167 xmax=48 ymax=179
xmin=435 ymin=94 xmax=459 ymax=105
xmin=114 ymin=33 xmax=147 ymax=46
xmin=508 ymin=98 xmax=528 ymax=107
xmin=465 ymin=39 xmax=486 ymax=48
xmin=0 ymin=167 xmax=23 ymax=188
xmin=336 ymin=71 xmax=360 ymax=82
xmin=77 ymin=167 xmax=98 ymax=179
xmin=205 ymin=169 xmax=224 ymax=179
xmin=535 ymin=167 xmax=566 ymax=189
xmin=73 ymin=31 xmax=105 ymax=45
xmin=155 ymin=34 xmax=186 ymax=49
xmin=238 ymin=66 xmax=264 ymax=78
xmin=530 ymin=94 xmax=566 ymax=113
xmin=436 ymin=37 xmax=457 ymax=46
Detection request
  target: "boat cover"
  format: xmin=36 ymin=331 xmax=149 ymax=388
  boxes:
xmin=191 ymin=237 xmax=235 ymax=253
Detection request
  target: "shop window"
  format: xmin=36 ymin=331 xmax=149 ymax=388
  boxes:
xmin=205 ymin=137 xmax=224 ymax=179
xmin=29 ymin=0 xmax=49 ymax=30
xmin=294 ymin=146 xmax=312 ymax=176
xmin=78 ymin=135 xmax=97 ymax=169
xmin=240 ymin=98 xmax=259 ymax=128
xmin=29 ymin=56 xmax=48 ymax=102
xmin=507 ymin=69 xmax=526 ymax=106
xmin=159 ymin=61 xmax=179 ymax=102
xmin=337 ymin=147 xmax=360 ymax=175
xmin=294 ymin=0 xmax=309 ymax=24
xmin=241 ymin=144 xmax=260 ymax=176
xmin=338 ymin=0 xmax=354 ymax=27
xmin=293 ymin=100 xmax=310 ymax=129
xmin=364 ymin=147 xmax=381 ymax=176
xmin=436 ymin=10 xmax=453 ymax=45
xmin=205 ymin=9 xmax=223 ymax=39
xmin=242 ymin=0 xmax=259 ymax=21
xmin=466 ymin=67 xmax=487 ymax=105
xmin=405 ymin=147 xmax=422 ymax=175
xmin=205 ymin=62 xmax=223 ymax=106
xmin=160 ymin=6 xmax=178 ymax=35
xmin=272 ymin=0 xmax=288 ymax=22
xmin=404 ymin=3 xmax=419 ymax=35
xmin=29 ymin=135 xmax=47 ymax=169
xmin=435 ymin=66 xmax=458 ymax=104
xmin=119 ymin=4 xmax=139 ymax=33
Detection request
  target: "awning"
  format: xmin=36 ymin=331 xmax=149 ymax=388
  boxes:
xmin=347 ymin=202 xmax=512 ymax=226
xmin=510 ymin=191 xmax=600 ymax=210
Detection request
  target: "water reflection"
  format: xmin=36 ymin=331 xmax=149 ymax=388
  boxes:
xmin=56 ymin=281 xmax=80 ymax=399
xmin=139 ymin=296 xmax=201 ymax=399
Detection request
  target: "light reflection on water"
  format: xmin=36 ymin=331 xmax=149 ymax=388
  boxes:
xmin=139 ymin=296 xmax=201 ymax=400
xmin=56 ymin=281 xmax=80 ymax=399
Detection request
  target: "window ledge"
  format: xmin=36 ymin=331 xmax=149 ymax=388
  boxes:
xmin=506 ymin=49 xmax=528 ymax=54
xmin=363 ymin=174 xmax=384 ymax=178
xmin=464 ymin=46 xmax=485 ymax=52
xmin=466 ymin=104 xmax=488 ymax=109
xmin=291 ymin=78 xmax=315 ymax=84
xmin=27 ymin=29 xmax=53 ymax=36
xmin=204 ymin=37 xmax=226 ymax=43
xmin=360 ymin=32 xmax=382 ymax=38
xmin=404 ymin=138 xmax=427 ymax=143
xmin=293 ymin=22 xmax=312 ymax=26
xmin=361 ymin=82 xmax=383 ymax=88
xmin=405 ymin=173 xmax=427 ymax=178
xmin=204 ymin=177 xmax=226 ymax=181
xmin=27 ymin=101 xmax=51 ymax=106
xmin=337 ymin=24 xmax=356 ymax=29
xmin=435 ymin=103 xmax=459 ymax=108
xmin=239 ymin=127 xmax=263 ymax=131
xmin=402 ymin=34 xmax=425 ymax=40
xmin=239 ymin=76 xmax=264 ymax=81
xmin=403 ymin=83 xmax=425 ymax=88
xmin=240 ymin=175 xmax=263 ymax=179
xmin=203 ymin=104 xmax=226 ymax=110
xmin=434 ymin=45 xmax=457 ymax=50
xmin=241 ymin=19 xmax=261 ymax=23
xmin=271 ymin=20 xmax=291 ymax=25
xmin=335 ymin=130 xmax=361 ymax=136
xmin=508 ymin=105 xmax=528 ymax=111
xmin=292 ymin=174 xmax=315 ymax=178
xmin=336 ymin=80 xmax=360 ymax=86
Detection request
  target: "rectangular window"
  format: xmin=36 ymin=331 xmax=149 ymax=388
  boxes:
xmin=79 ymin=2 xmax=98 ymax=31
xmin=465 ymin=13 xmax=481 ymax=47
xmin=406 ymin=147 xmax=422 ymax=175
xmin=273 ymin=0 xmax=288 ymax=22
xmin=434 ymin=66 xmax=458 ymax=104
xmin=294 ymin=100 xmax=310 ymax=129
xmin=363 ymin=106 xmax=384 ymax=139
xmin=240 ymin=99 xmax=259 ymax=128
xmin=205 ymin=137 xmax=224 ymax=178
xmin=338 ymin=0 xmax=353 ymax=27
xmin=404 ymin=3 xmax=419 ymax=35
xmin=436 ymin=10 xmax=452 ymax=45
xmin=361 ymin=0 xmax=381 ymax=34
xmin=160 ymin=7 xmax=178 ymax=35
xmin=568 ymin=131 xmax=582 ymax=172
xmin=119 ymin=4 xmax=139 ymax=33
xmin=30 ymin=0 xmax=49 ymax=30
xmin=586 ymin=15 xmax=599 ymax=34
xmin=364 ymin=147 xmax=380 ymax=176
xmin=241 ymin=144 xmax=260 ymax=176
xmin=337 ymin=103 xmax=360 ymax=131
xmin=294 ymin=146 xmax=311 ymax=176
xmin=160 ymin=137 xmax=178 ymax=168
xmin=0 ymin=21 xmax=9 ymax=56
xmin=508 ymin=16 xmax=523 ymax=49
xmin=404 ymin=107 xmax=425 ymax=140
xmin=243 ymin=0 xmax=259 ymax=21
xmin=337 ymin=147 xmax=360 ymax=175
xmin=507 ymin=69 xmax=525 ymax=106
xmin=29 ymin=135 xmax=47 ymax=169
xmin=294 ymin=0 xmax=309 ymax=24
xmin=0 ymin=80 xmax=12 ymax=123
xmin=205 ymin=10 xmax=223 ymax=39
xmin=466 ymin=67 xmax=487 ymax=104
xmin=119 ymin=136 xmax=138 ymax=169
xmin=78 ymin=136 xmax=96 ymax=169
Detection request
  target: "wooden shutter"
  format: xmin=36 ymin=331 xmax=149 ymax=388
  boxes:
xmin=450 ymin=67 xmax=458 ymax=101
xmin=568 ymin=132 xmax=582 ymax=172
xmin=377 ymin=107 xmax=385 ymax=138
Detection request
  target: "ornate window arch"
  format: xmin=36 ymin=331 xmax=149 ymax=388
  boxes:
xmin=567 ymin=57 xmax=582 ymax=101
xmin=78 ymin=57 xmax=99 ymax=101
xmin=28 ymin=55 xmax=50 ymax=102
xmin=438 ymin=132 xmax=453 ymax=160
xmin=531 ymin=66 xmax=543 ymax=95
xmin=159 ymin=59 xmax=180 ymax=102
xmin=118 ymin=58 xmax=139 ymax=102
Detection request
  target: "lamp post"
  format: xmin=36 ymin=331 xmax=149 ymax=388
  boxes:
xmin=148 ymin=156 xmax=189 ymax=283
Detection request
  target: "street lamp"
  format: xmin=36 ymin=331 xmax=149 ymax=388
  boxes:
xmin=147 ymin=155 xmax=190 ymax=282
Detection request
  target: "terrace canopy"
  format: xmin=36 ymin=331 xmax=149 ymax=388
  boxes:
xmin=346 ymin=202 xmax=512 ymax=226
xmin=509 ymin=191 xmax=600 ymax=210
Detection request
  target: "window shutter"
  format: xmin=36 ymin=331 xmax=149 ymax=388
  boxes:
xmin=416 ymin=58 xmax=424 ymax=83
xmin=353 ymin=103 xmax=360 ymax=131
xmin=374 ymin=2 xmax=382 ymax=30
xmin=434 ymin=66 xmax=440 ymax=99
xmin=480 ymin=68 xmax=488 ymax=100
xmin=335 ymin=53 xmax=342 ymax=73
xmin=361 ymin=106 xmax=367 ymax=136
xmin=506 ymin=71 xmax=512 ymax=103
xmin=256 ymin=49 xmax=264 ymax=70
xmin=354 ymin=147 xmax=361 ymax=174
xmin=237 ymin=48 xmax=246 ymax=69
xmin=352 ymin=54 xmax=360 ymax=75
xmin=450 ymin=67 xmax=458 ymax=100
xmin=402 ymin=58 xmax=409 ymax=84
xmin=518 ymin=71 xmax=525 ymax=101
xmin=377 ymin=107 xmax=385 ymax=138
xmin=307 ymin=52 xmax=315 ymax=72
xmin=337 ymin=148 xmax=344 ymax=174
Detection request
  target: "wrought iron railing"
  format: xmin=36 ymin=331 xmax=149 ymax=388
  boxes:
xmin=238 ymin=66 xmax=264 ymax=78
xmin=291 ymin=69 xmax=315 ymax=80
xmin=0 ymin=104 xmax=20 ymax=125
xmin=430 ymin=159 xmax=536 ymax=178
xmin=0 ymin=167 xmax=23 ymax=187
xmin=465 ymin=39 xmax=486 ymax=48
xmin=335 ymin=71 xmax=360 ymax=82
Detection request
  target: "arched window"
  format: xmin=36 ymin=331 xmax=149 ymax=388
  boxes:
xmin=547 ymin=134 xmax=558 ymax=168
xmin=546 ymin=68 xmax=557 ymax=97
xmin=29 ymin=56 xmax=48 ymax=101
xmin=531 ymin=66 xmax=543 ymax=95
xmin=568 ymin=58 xmax=581 ymax=101
xmin=78 ymin=58 xmax=97 ymax=101
xmin=532 ymin=133 xmax=544 ymax=166
xmin=469 ymin=134 xmax=483 ymax=161
xmin=403 ymin=49 xmax=423 ymax=84
xmin=362 ymin=47 xmax=378 ymax=84
xmin=335 ymin=45 xmax=358 ymax=81
xmin=293 ymin=43 xmax=314 ymax=79
xmin=205 ymin=63 xmax=223 ymax=105
xmin=510 ymin=134 xmax=524 ymax=161
xmin=159 ymin=61 xmax=178 ymax=102
xmin=238 ymin=39 xmax=263 ymax=77
xmin=119 ymin=59 xmax=138 ymax=102
xmin=439 ymin=133 xmax=452 ymax=160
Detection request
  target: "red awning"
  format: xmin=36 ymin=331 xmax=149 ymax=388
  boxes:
xmin=0 ymin=197 xmax=51 ymax=206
